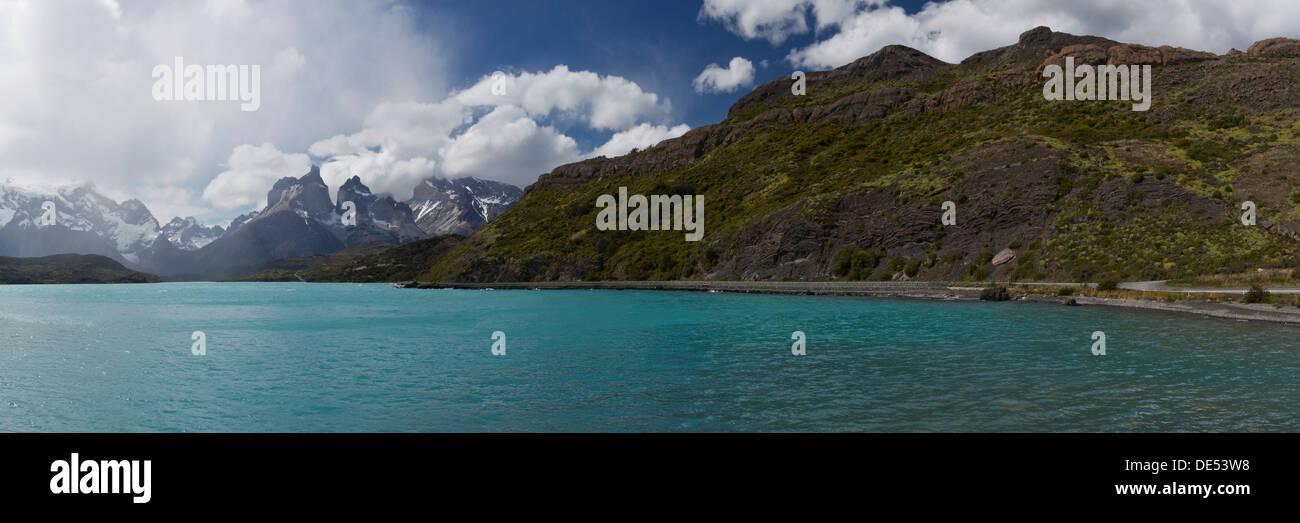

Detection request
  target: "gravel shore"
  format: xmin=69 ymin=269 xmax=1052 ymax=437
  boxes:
xmin=400 ymin=281 xmax=1300 ymax=325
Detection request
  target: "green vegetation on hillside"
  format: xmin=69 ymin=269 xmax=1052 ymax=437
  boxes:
xmin=367 ymin=36 xmax=1300 ymax=284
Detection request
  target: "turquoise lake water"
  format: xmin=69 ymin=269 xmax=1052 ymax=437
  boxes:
xmin=0 ymin=282 xmax=1296 ymax=432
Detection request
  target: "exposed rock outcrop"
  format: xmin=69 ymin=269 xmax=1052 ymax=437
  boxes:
xmin=1106 ymin=44 xmax=1164 ymax=66
xmin=1038 ymin=43 xmax=1109 ymax=74
xmin=1157 ymin=45 xmax=1218 ymax=65
xmin=963 ymin=26 xmax=1119 ymax=66
xmin=1037 ymin=41 xmax=1217 ymax=75
xmin=1247 ymin=37 xmax=1300 ymax=57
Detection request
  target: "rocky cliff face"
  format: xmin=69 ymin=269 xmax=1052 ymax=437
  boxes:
xmin=420 ymin=28 xmax=1300 ymax=284
xmin=263 ymin=165 xmax=336 ymax=223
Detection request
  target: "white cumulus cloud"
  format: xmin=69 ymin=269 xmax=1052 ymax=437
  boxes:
xmin=699 ymin=0 xmax=882 ymax=44
xmin=693 ymin=57 xmax=757 ymax=94
xmin=591 ymin=123 xmax=691 ymax=158
xmin=439 ymin=106 xmax=582 ymax=188
xmin=454 ymin=66 xmax=671 ymax=131
xmin=292 ymin=66 xmax=689 ymax=195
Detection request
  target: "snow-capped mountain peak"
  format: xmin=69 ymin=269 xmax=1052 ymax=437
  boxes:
xmin=0 ymin=180 xmax=164 ymax=265
xmin=161 ymin=216 xmax=226 ymax=251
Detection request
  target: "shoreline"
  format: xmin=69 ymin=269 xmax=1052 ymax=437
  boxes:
xmin=400 ymin=280 xmax=985 ymax=300
xmin=401 ymin=280 xmax=1300 ymax=325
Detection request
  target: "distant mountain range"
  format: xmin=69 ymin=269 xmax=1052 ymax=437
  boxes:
xmin=0 ymin=169 xmax=520 ymax=277
xmin=0 ymin=183 xmax=161 ymax=267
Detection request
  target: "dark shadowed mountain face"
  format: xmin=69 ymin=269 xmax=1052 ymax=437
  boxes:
xmin=407 ymin=176 xmax=522 ymax=236
xmin=185 ymin=210 xmax=346 ymax=274
xmin=336 ymin=175 xmax=427 ymax=246
xmin=263 ymin=165 xmax=336 ymax=223
xmin=415 ymin=28 xmax=1300 ymax=284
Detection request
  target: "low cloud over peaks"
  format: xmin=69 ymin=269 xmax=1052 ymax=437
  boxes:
xmin=222 ymin=67 xmax=695 ymax=201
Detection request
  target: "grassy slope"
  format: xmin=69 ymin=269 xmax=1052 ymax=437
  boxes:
xmin=414 ymin=45 xmax=1300 ymax=283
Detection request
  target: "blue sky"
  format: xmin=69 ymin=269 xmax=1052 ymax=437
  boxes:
xmin=1 ymin=0 xmax=1295 ymax=225
xmin=414 ymin=0 xmax=930 ymax=146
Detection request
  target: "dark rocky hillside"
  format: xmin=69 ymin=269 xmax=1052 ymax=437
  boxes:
xmin=0 ymin=254 xmax=159 ymax=284
xmin=243 ymin=236 xmax=463 ymax=282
